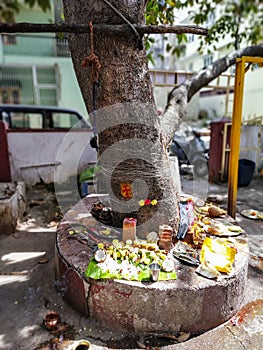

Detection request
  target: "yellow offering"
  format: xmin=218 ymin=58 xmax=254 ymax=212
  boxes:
xmin=200 ymin=237 xmax=237 ymax=274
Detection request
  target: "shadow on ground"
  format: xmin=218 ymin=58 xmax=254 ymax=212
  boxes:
xmin=0 ymin=178 xmax=262 ymax=349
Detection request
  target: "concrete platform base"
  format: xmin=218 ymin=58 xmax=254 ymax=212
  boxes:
xmin=0 ymin=182 xmax=26 ymax=234
xmin=55 ymin=195 xmax=249 ymax=335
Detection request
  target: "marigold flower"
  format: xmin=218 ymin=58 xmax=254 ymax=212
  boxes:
xmin=98 ymin=243 xmax=104 ymax=250
xmin=139 ymin=199 xmax=145 ymax=206
xmin=151 ymin=199 xmax=157 ymax=205
xmin=144 ymin=199 xmax=151 ymax=205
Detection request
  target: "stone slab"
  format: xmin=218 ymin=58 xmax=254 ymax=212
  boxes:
xmin=55 ymin=195 xmax=249 ymax=335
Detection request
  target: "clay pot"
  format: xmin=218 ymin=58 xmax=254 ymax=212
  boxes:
xmin=44 ymin=311 xmax=59 ymax=330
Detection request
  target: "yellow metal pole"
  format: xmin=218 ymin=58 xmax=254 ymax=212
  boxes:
xmin=227 ymin=57 xmax=245 ymax=218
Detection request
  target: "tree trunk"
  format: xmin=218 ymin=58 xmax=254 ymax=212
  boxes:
xmin=62 ymin=0 xmax=179 ymax=237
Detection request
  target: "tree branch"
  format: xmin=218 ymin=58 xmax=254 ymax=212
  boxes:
xmin=0 ymin=22 xmax=208 ymax=36
xmin=161 ymin=44 xmax=263 ymax=147
xmin=185 ymin=44 xmax=263 ymax=101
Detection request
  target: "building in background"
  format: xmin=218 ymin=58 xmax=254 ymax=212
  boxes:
xmin=0 ymin=0 xmax=88 ymax=118
xmin=174 ymin=9 xmax=263 ymax=122
xmin=2 ymin=2 xmax=263 ymax=123
xmin=149 ymin=7 xmax=263 ymax=123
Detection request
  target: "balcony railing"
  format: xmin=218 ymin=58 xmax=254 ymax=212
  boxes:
xmin=2 ymin=34 xmax=70 ymax=57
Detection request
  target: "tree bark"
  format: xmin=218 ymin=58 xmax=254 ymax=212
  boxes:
xmin=0 ymin=22 xmax=208 ymax=36
xmin=62 ymin=0 xmax=179 ymax=236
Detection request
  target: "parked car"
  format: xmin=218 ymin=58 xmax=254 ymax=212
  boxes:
xmin=0 ymin=104 xmax=92 ymax=130
xmin=0 ymin=104 xmax=97 ymax=185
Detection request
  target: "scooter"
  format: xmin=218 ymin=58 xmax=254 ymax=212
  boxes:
xmin=169 ymin=125 xmax=209 ymax=177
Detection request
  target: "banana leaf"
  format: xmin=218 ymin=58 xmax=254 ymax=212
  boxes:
xmin=85 ymin=258 xmax=177 ymax=281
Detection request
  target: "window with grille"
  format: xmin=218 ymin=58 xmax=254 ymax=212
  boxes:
xmin=203 ymin=55 xmax=213 ymax=67
xmin=2 ymin=34 xmax=17 ymax=45
xmin=0 ymin=64 xmax=59 ymax=105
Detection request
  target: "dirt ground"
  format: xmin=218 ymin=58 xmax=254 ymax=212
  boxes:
xmin=1 ymin=184 xmax=177 ymax=349
xmin=0 ymin=181 xmax=262 ymax=350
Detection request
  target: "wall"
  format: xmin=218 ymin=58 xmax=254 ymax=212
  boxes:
xmin=243 ymin=68 xmax=263 ymax=120
xmin=153 ymin=85 xmax=200 ymax=121
xmin=7 ymin=130 xmax=97 ymax=185
xmin=57 ymin=59 xmax=88 ymax=117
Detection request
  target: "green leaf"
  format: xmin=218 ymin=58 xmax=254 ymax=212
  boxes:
xmin=157 ymin=53 xmax=164 ymax=61
xmin=24 ymin=0 xmax=51 ymax=12
xmin=147 ymin=51 xmax=155 ymax=66
xmin=148 ymin=37 xmax=156 ymax=43
xmin=85 ymin=258 xmax=177 ymax=281
xmin=0 ymin=0 xmax=51 ymax=22
xmin=166 ymin=43 xmax=173 ymax=52
xmin=79 ymin=165 xmax=101 ymax=183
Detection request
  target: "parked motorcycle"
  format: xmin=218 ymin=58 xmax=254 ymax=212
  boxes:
xmin=169 ymin=125 xmax=209 ymax=177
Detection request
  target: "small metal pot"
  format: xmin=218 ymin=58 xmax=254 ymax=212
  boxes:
xmin=72 ymin=339 xmax=91 ymax=350
xmin=149 ymin=263 xmax=161 ymax=282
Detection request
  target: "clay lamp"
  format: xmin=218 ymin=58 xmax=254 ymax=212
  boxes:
xmin=90 ymin=202 xmax=104 ymax=219
xmin=44 ymin=311 xmax=60 ymax=330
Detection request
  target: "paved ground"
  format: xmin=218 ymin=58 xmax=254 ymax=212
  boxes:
xmin=0 ymin=176 xmax=262 ymax=349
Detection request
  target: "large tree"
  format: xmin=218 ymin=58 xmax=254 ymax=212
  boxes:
xmin=60 ymin=0 xmax=263 ymax=235
xmin=1 ymin=0 xmax=263 ymax=235
xmin=62 ymin=0 xmax=182 ymax=235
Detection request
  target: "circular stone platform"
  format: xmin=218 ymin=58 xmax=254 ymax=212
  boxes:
xmin=55 ymin=195 xmax=249 ymax=335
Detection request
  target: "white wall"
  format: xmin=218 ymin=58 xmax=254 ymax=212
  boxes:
xmin=7 ymin=130 xmax=97 ymax=184
xmin=199 ymin=67 xmax=263 ymax=121
xmin=243 ymin=68 xmax=263 ymax=120
xmin=153 ymin=86 xmax=200 ymax=121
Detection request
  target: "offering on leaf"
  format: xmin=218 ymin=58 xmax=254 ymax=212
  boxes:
xmin=86 ymin=239 xmax=177 ymax=281
xmin=207 ymin=220 xmax=243 ymax=237
xmin=195 ymin=205 xmax=210 ymax=215
xmin=227 ymin=225 xmax=244 ymax=234
xmin=241 ymin=209 xmax=263 ymax=220
xmin=195 ymin=204 xmax=226 ymax=218
xmin=87 ymin=225 xmax=121 ymax=240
